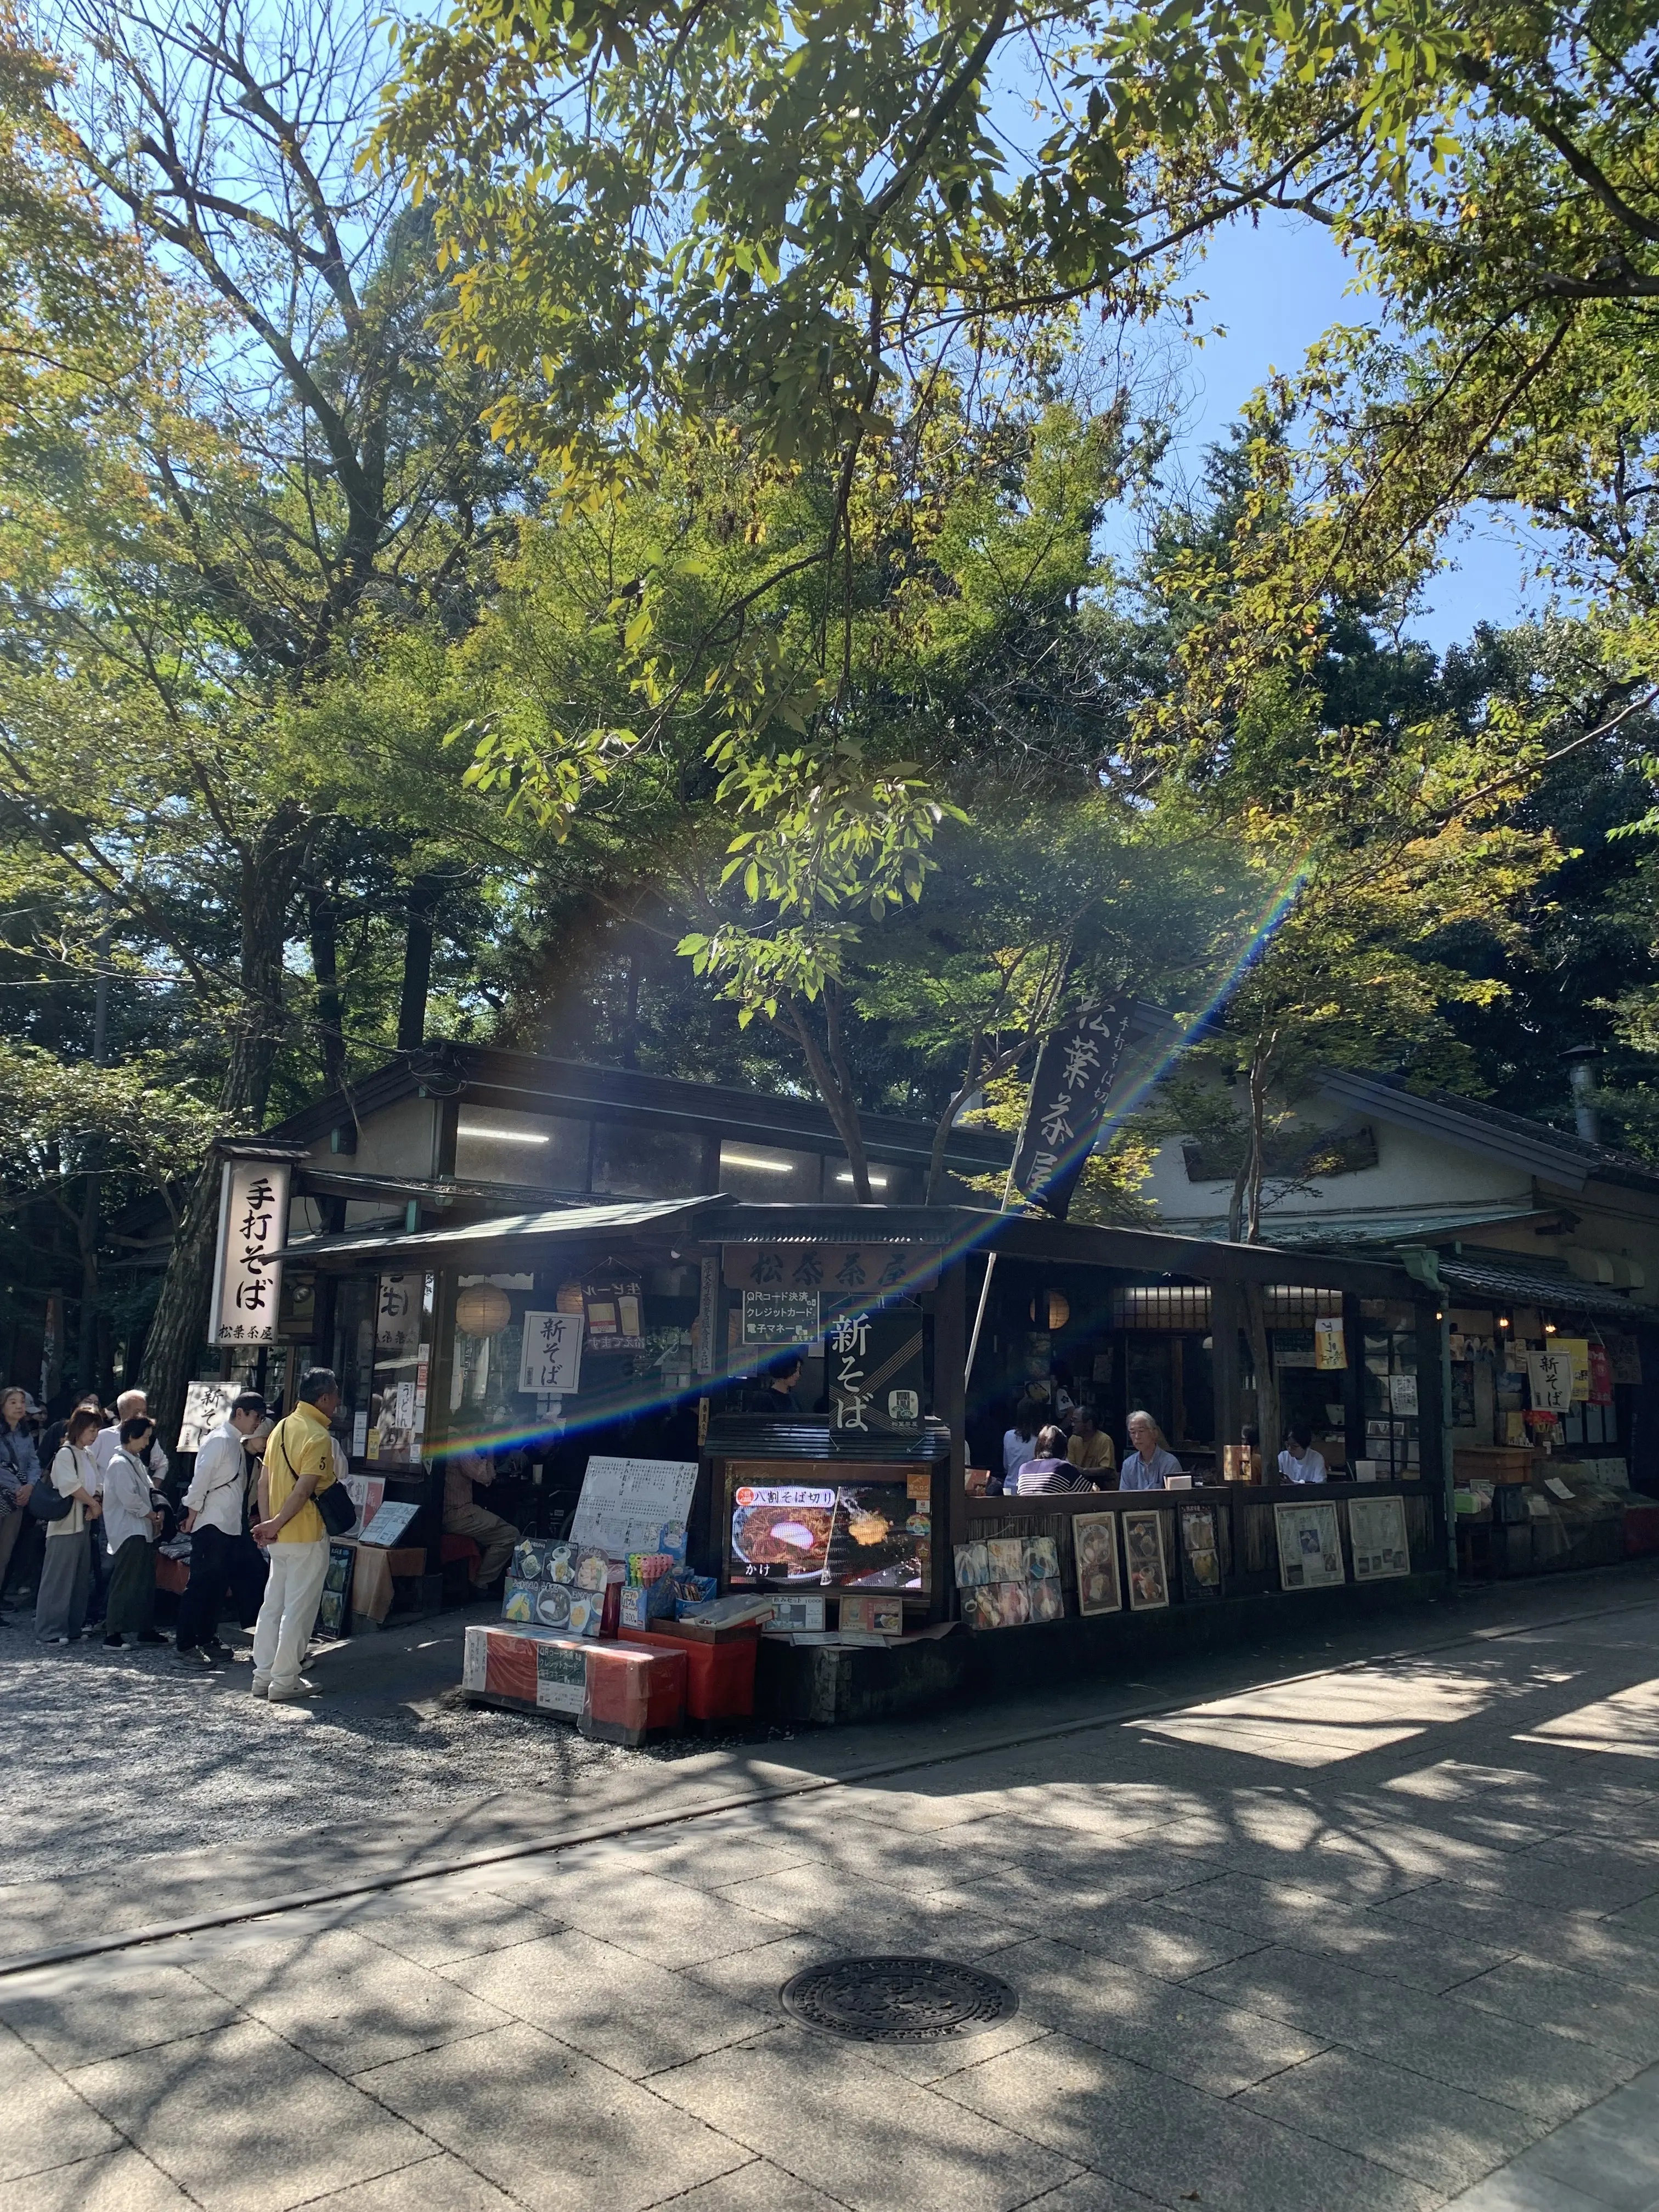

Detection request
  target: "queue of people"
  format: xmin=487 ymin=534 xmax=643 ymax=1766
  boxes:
xmin=0 ymin=1368 xmax=351 ymax=1701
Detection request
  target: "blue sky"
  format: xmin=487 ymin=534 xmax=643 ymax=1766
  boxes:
xmin=1125 ymin=211 xmax=1549 ymax=656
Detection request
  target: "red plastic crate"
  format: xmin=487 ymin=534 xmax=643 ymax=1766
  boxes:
xmin=483 ymin=1627 xmax=539 ymax=1706
xmin=581 ymin=1641 xmax=686 ymax=1745
xmin=619 ymin=1625 xmax=758 ymax=1723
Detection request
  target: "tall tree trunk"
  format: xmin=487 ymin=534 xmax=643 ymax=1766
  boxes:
xmin=75 ymin=909 xmax=112 ymax=1389
xmin=142 ymin=804 xmax=302 ymax=1443
xmin=309 ymin=878 xmax=348 ymax=1095
xmin=785 ymin=985 xmax=873 ymax=1201
xmin=397 ymin=873 xmax=441 ymax=1053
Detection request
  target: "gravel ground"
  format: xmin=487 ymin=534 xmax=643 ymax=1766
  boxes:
xmin=0 ymin=1606 xmax=777 ymax=1887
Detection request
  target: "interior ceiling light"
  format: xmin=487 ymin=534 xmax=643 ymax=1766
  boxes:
xmin=837 ymin=1170 xmax=890 ymax=1188
xmin=458 ymin=1120 xmax=549 ymax=1145
xmin=721 ymin=1152 xmax=795 ymax=1172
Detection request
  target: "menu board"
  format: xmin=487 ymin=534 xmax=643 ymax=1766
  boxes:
xmin=571 ymin=1455 xmax=698 ymax=1560
xmin=358 ymin=1498 xmax=421 ymax=1548
xmin=730 ymin=1475 xmax=930 ymax=1590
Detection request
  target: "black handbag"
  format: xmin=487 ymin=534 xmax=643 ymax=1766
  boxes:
xmin=317 ymin=1477 xmax=357 ymax=1538
xmin=29 ymin=1478 xmax=73 ymax=1522
xmin=269 ymin=1415 xmax=356 ymax=1537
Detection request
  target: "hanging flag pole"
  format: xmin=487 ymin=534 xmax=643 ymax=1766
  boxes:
xmin=964 ymin=1000 xmax=1134 ymax=1388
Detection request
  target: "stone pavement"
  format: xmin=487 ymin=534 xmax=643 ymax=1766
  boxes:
xmin=8 ymin=1572 xmax=1659 ymax=2209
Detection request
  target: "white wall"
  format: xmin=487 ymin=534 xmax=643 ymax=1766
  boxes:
xmin=1145 ymin=1083 xmax=1532 ymax=1231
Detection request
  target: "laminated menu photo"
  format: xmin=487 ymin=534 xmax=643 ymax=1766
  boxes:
xmin=1123 ymin=1510 xmax=1170 ymax=1611
xmin=1073 ymin=1513 xmax=1122 ymax=1616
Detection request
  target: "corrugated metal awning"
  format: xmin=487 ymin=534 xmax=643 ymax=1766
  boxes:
xmin=278 ymin=1193 xmax=720 ymax=1267
xmin=1437 ymin=1257 xmax=1647 ymax=1323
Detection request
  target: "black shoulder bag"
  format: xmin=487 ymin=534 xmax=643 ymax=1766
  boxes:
xmin=270 ymin=1417 xmax=356 ymax=1538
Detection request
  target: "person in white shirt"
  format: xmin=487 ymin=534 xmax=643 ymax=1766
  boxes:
xmin=103 ymin=1415 xmax=167 ymax=1648
xmin=1278 ymin=1424 xmax=1329 ymax=1484
xmin=93 ymin=1390 xmax=169 ymax=1492
xmin=1000 ymin=1402 xmax=1041 ymax=1494
xmin=35 ymin=1407 xmax=102 ymax=1643
xmin=177 ymin=1391 xmax=269 ymax=1663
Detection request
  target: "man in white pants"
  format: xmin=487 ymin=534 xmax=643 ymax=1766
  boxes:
xmin=250 ymin=1369 xmax=341 ymax=1702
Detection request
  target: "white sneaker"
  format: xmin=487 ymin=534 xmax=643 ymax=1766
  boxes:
xmin=250 ymin=1677 xmax=271 ymax=1696
xmin=267 ymin=1678 xmax=318 ymax=1703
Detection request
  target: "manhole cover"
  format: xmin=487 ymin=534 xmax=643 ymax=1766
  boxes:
xmin=780 ymin=1955 xmax=1019 ymax=2043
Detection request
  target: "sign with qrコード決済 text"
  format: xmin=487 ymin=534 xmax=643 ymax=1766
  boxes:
xmin=210 ymin=1157 xmax=291 ymax=1347
xmin=742 ymin=1289 xmax=821 ymax=1346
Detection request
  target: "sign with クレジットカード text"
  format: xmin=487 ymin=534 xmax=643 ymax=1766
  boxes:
xmin=742 ymin=1289 xmax=821 ymax=1346
xmin=209 ymin=1158 xmax=291 ymax=1347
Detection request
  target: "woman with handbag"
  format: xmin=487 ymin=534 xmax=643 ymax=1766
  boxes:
xmin=102 ymin=1415 xmax=167 ymax=1649
xmin=0 ymin=1386 xmax=41 ymax=1614
xmin=35 ymin=1406 xmax=103 ymax=1643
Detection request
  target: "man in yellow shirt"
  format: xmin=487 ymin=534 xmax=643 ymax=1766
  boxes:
xmin=249 ymin=1368 xmax=341 ymax=1701
xmin=1068 ymin=1408 xmax=1117 ymax=1480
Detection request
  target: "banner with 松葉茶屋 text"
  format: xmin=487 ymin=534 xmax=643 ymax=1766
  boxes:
xmin=1012 ymin=1003 xmax=1134 ymax=1219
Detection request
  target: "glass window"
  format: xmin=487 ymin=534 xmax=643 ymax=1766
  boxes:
xmin=591 ymin=1123 xmax=704 ymax=1198
xmin=718 ymin=1141 xmax=823 ymax=1201
xmin=821 ymin=1157 xmax=907 ymax=1201
xmin=454 ymin=1108 xmax=589 ymax=1190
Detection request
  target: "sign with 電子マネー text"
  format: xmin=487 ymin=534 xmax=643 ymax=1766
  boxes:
xmin=742 ymin=1289 xmax=821 ymax=1346
xmin=518 ymin=1310 xmax=585 ymax=1396
xmin=209 ymin=1158 xmax=291 ymax=1347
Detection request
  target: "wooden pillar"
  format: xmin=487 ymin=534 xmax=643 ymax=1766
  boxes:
xmin=935 ymin=1253 xmax=968 ymax=1622
xmin=1414 ymin=1296 xmax=1454 ymax=1572
xmin=1211 ymin=1278 xmax=1241 ymax=1474
xmin=1342 ymin=1291 xmax=1364 ymax=1476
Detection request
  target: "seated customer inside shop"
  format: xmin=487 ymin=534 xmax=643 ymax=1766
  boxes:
xmin=1119 ymin=1410 xmax=1184 ymax=1490
xmin=1278 ymin=1423 xmax=1328 ymax=1484
xmin=1068 ymin=1408 xmax=1116 ymax=1481
xmin=1013 ymin=1423 xmax=1107 ymax=1496
xmin=1000 ymin=1400 xmax=1041 ymax=1493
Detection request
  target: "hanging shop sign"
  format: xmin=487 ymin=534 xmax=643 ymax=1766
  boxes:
xmin=723 ymin=1244 xmax=940 ymax=1295
xmin=1011 ymin=1000 xmax=1134 ymax=1219
xmin=1314 ymin=1317 xmax=1347 ymax=1371
xmin=518 ymin=1310 xmax=585 ymax=1396
xmin=1527 ymin=1348 xmax=1574 ymax=1414
xmin=1589 ymin=1344 xmax=1615 ymax=1404
xmin=827 ymin=1306 xmax=923 ymax=1443
xmin=208 ymin=1156 xmax=291 ymax=1347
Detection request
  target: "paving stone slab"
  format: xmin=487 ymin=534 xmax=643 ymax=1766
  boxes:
xmin=647 ymin=2022 xmax=1082 ymax=2212
xmin=0 ymin=1961 xmax=239 ymax=2068
xmin=995 ymin=1936 xmax=1328 ymax=2096
xmin=935 ymin=2026 xmax=1437 ymax=2212
xmin=640 ymin=2157 xmax=854 ymax=2211
xmin=0 ymin=2147 xmax=196 ymax=2211
xmin=289 ymin=2150 xmax=524 ymax=2211
xmin=1196 ymin=1945 xmax=1639 ymax=2121
xmin=357 ymin=2021 xmax=748 ymax=2212
xmin=1237 ymin=2044 xmax=1549 ymax=2193
xmin=343 ymin=1882 xmax=570 ymax=1967
xmin=0 ymin=2025 xmax=124 ymax=2185
xmin=1164 ymin=1873 xmax=1516 ymax=1993
xmin=66 ymin=2017 xmax=426 ymax=2212
xmin=487 ymin=1864 xmax=788 ymax=1968
xmin=177 ymin=1926 xmax=509 ymax=2074
xmin=441 ymin=1926 xmax=773 ymax=2079
xmin=1449 ymin=1957 xmax=1659 ymax=2064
